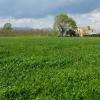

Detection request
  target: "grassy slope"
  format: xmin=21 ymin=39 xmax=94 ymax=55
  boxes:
xmin=0 ymin=37 xmax=100 ymax=100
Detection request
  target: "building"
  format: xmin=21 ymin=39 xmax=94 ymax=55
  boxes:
xmin=76 ymin=26 xmax=96 ymax=37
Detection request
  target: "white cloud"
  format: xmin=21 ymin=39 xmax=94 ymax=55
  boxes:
xmin=0 ymin=16 xmax=54 ymax=29
xmin=0 ymin=10 xmax=100 ymax=32
xmin=71 ymin=10 xmax=100 ymax=32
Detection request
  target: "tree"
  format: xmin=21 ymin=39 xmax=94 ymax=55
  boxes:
xmin=3 ymin=23 xmax=12 ymax=31
xmin=53 ymin=13 xmax=77 ymax=36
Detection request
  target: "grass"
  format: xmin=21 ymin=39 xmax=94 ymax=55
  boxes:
xmin=0 ymin=37 xmax=100 ymax=100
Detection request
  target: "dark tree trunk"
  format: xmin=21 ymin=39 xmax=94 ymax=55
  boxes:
xmin=58 ymin=25 xmax=65 ymax=37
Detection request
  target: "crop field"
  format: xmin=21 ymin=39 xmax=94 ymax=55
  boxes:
xmin=0 ymin=37 xmax=100 ymax=100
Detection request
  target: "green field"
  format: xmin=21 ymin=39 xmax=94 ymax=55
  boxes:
xmin=0 ymin=37 xmax=100 ymax=100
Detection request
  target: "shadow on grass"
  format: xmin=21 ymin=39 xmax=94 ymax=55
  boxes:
xmin=1 ymin=88 xmax=31 ymax=100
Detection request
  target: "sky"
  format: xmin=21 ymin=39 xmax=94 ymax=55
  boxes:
xmin=0 ymin=0 xmax=100 ymax=31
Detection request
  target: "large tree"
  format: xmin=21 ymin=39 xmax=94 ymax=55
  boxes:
xmin=53 ymin=13 xmax=77 ymax=36
xmin=3 ymin=23 xmax=12 ymax=31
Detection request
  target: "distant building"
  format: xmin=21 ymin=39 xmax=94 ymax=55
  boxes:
xmin=76 ymin=26 xmax=96 ymax=37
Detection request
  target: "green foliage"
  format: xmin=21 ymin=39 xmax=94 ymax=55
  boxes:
xmin=53 ymin=13 xmax=77 ymax=36
xmin=0 ymin=37 xmax=100 ymax=100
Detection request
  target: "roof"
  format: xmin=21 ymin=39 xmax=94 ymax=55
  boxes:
xmin=78 ymin=27 xmax=96 ymax=31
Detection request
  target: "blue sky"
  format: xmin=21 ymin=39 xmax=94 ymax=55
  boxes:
xmin=0 ymin=0 xmax=100 ymax=31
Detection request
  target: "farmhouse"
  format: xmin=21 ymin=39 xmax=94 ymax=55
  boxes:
xmin=76 ymin=26 xmax=96 ymax=37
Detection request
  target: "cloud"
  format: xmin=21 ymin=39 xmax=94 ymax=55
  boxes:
xmin=71 ymin=10 xmax=100 ymax=31
xmin=0 ymin=9 xmax=100 ymax=31
xmin=0 ymin=0 xmax=100 ymax=31
xmin=0 ymin=0 xmax=100 ymax=18
xmin=0 ymin=16 xmax=54 ymax=29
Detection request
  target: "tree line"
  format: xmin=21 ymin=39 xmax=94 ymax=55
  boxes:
xmin=1 ymin=13 xmax=77 ymax=37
